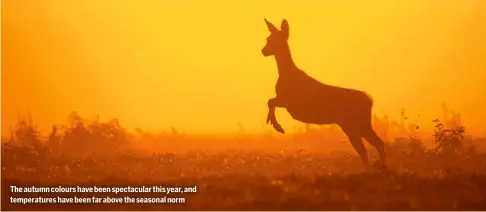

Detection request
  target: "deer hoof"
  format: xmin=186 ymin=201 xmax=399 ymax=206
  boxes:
xmin=372 ymin=161 xmax=387 ymax=171
xmin=274 ymin=124 xmax=285 ymax=134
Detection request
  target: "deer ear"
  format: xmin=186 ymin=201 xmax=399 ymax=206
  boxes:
xmin=265 ymin=18 xmax=279 ymax=33
xmin=281 ymin=19 xmax=289 ymax=39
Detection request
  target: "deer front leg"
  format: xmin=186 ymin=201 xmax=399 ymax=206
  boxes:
xmin=267 ymin=98 xmax=285 ymax=134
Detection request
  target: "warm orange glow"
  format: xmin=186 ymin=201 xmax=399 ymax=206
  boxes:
xmin=2 ymin=0 xmax=486 ymax=136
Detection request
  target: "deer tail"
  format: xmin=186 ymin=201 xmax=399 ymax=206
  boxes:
xmin=365 ymin=92 xmax=374 ymax=108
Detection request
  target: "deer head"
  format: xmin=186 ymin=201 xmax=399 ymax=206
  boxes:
xmin=262 ymin=19 xmax=290 ymax=57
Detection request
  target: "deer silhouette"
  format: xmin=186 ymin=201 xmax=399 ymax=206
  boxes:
xmin=262 ymin=19 xmax=386 ymax=167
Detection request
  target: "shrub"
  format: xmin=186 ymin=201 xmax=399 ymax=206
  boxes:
xmin=432 ymin=118 xmax=465 ymax=155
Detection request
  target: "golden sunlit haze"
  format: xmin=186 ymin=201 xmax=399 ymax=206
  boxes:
xmin=2 ymin=0 xmax=486 ymax=136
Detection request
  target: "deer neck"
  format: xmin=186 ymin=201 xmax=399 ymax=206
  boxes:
xmin=274 ymin=45 xmax=298 ymax=77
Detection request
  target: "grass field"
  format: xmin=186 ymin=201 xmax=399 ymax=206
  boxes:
xmin=2 ymin=115 xmax=486 ymax=210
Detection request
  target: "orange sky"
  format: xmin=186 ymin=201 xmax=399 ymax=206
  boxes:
xmin=2 ymin=0 xmax=486 ymax=136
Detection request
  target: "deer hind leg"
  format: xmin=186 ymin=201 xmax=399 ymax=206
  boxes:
xmin=267 ymin=98 xmax=285 ymax=134
xmin=357 ymin=109 xmax=387 ymax=169
xmin=361 ymin=122 xmax=387 ymax=169
xmin=341 ymin=125 xmax=369 ymax=167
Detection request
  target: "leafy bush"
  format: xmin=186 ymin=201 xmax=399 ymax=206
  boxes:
xmin=4 ymin=112 xmax=131 ymax=157
xmin=433 ymin=118 xmax=466 ymax=155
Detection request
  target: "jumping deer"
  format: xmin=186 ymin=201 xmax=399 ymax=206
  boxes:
xmin=262 ymin=19 xmax=386 ymax=168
